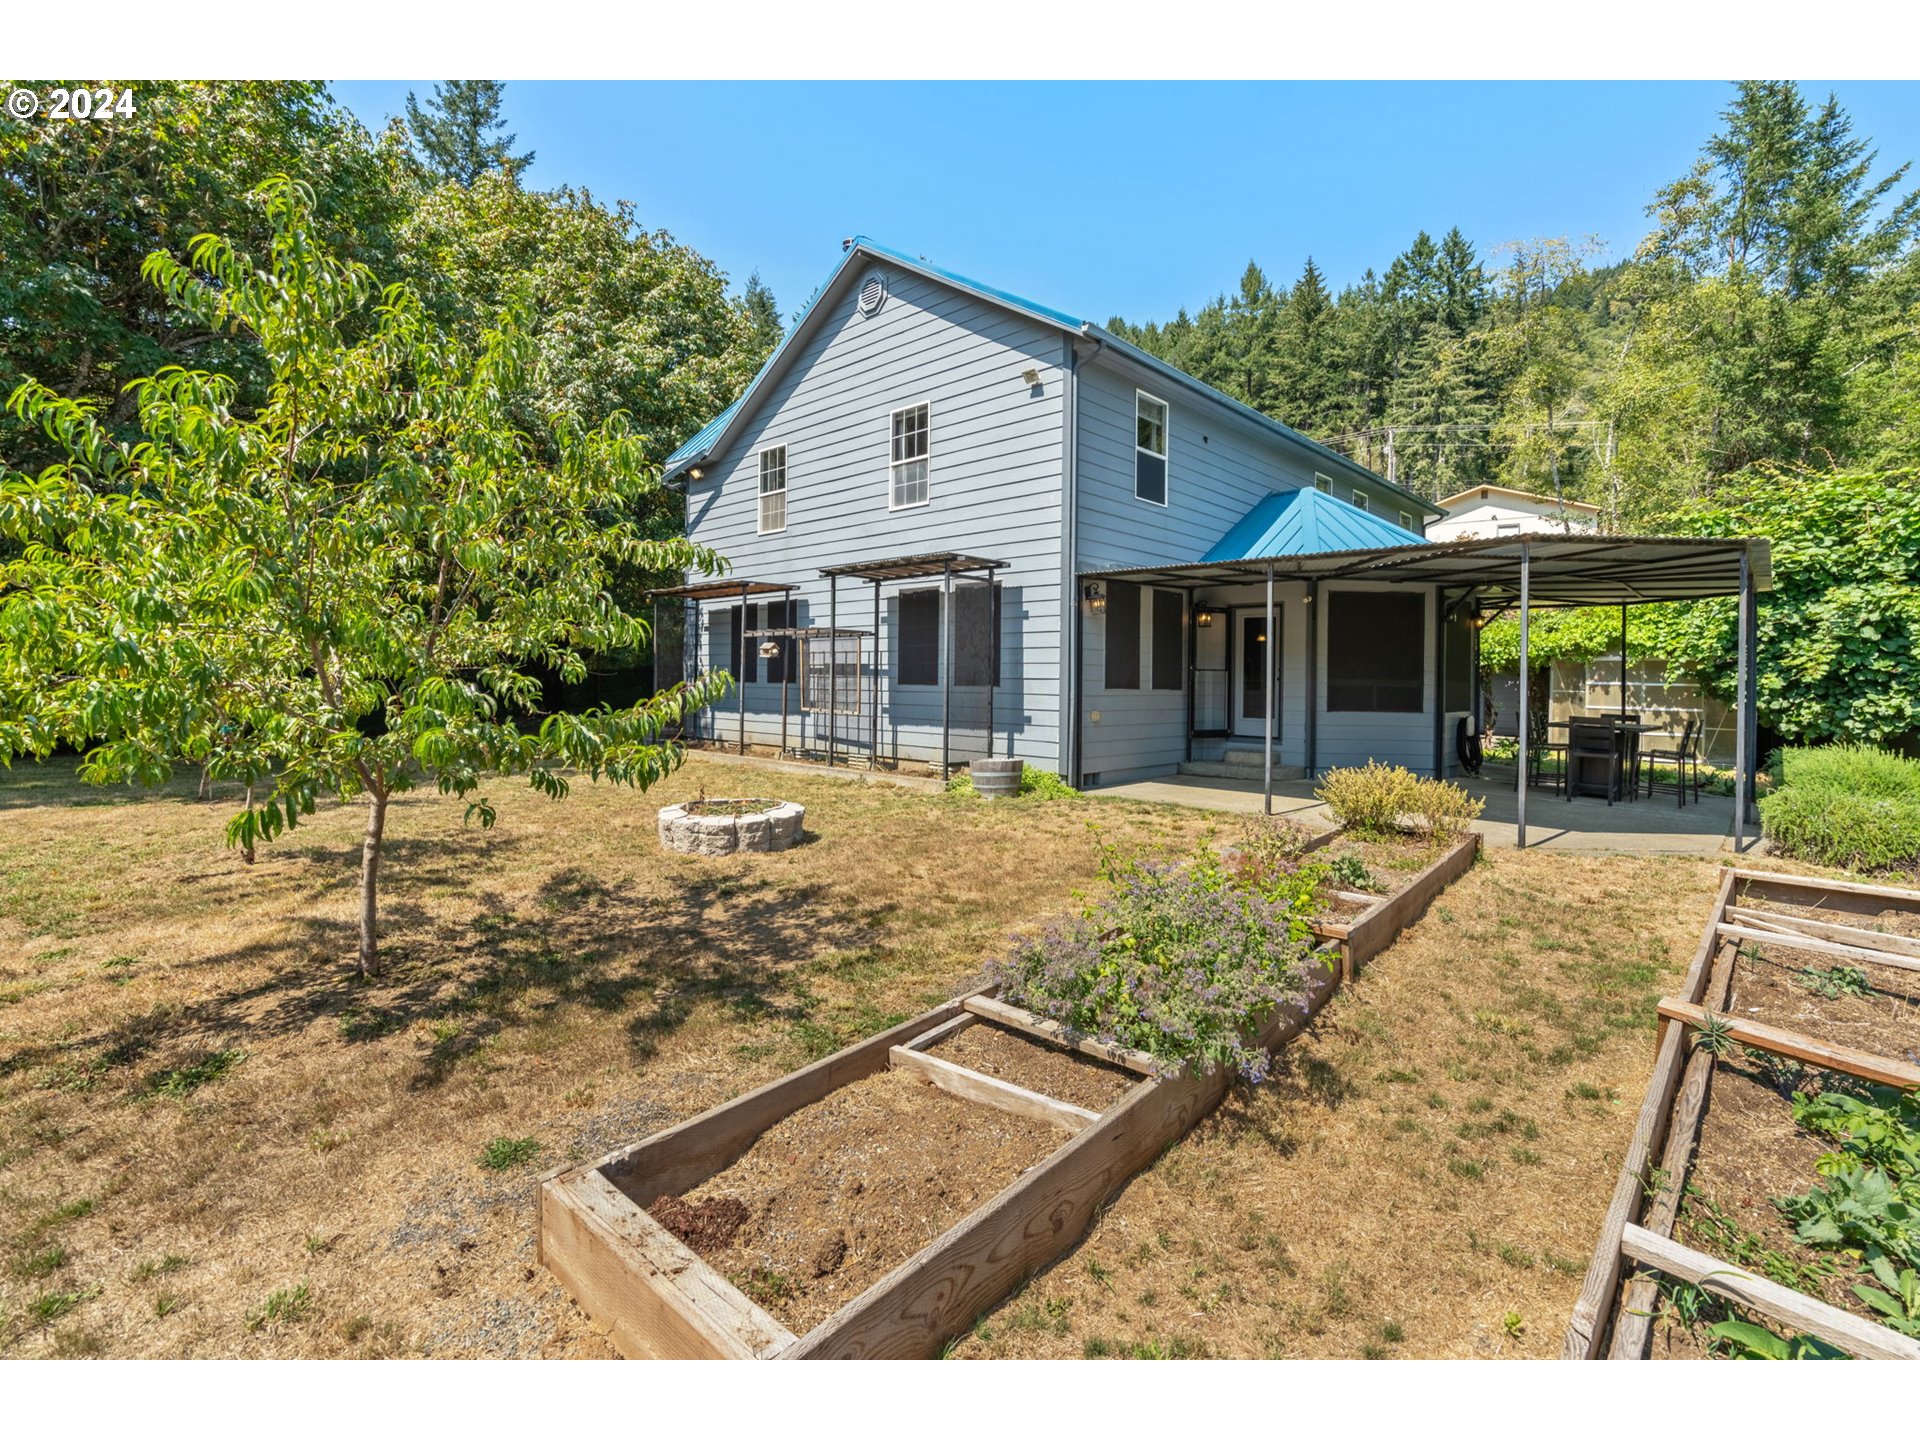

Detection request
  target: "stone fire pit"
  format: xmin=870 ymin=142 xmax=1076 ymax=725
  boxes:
xmin=656 ymin=798 xmax=806 ymax=856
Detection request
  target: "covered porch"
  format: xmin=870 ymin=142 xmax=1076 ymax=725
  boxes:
xmin=1081 ymin=531 xmax=1772 ymax=850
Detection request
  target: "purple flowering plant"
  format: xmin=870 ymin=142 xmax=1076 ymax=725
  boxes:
xmin=987 ymin=834 xmax=1330 ymax=1084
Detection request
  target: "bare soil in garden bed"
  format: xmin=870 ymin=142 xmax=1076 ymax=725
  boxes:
xmin=1724 ymin=942 xmax=1920 ymax=1066
xmin=926 ymin=1022 xmax=1138 ymax=1112
xmin=666 ymin=1068 xmax=1064 ymax=1334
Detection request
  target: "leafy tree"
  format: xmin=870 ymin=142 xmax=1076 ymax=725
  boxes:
xmin=404 ymin=80 xmax=534 ymax=186
xmin=0 ymin=80 xmax=413 ymax=470
xmin=0 ymin=178 xmax=728 ymax=976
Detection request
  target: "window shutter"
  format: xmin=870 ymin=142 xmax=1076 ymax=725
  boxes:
xmin=1105 ymin=581 xmax=1141 ymax=690
xmin=899 ymin=589 xmax=941 ymax=686
xmin=953 ymin=583 xmax=999 ymax=688
xmin=1151 ymin=589 xmax=1183 ymax=691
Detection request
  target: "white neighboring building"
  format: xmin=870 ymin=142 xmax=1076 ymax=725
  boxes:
xmin=1428 ymin=484 xmax=1600 ymax=542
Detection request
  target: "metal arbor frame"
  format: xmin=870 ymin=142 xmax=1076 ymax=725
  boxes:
xmin=644 ymin=578 xmax=800 ymax=755
xmin=817 ymin=552 xmax=1009 ymax=778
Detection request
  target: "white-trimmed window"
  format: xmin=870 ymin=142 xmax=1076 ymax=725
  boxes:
xmin=1400 ymin=509 xmax=1417 ymax=533
xmin=757 ymin=445 xmax=787 ymax=533
xmin=889 ymin=403 xmax=930 ymax=509
xmin=1351 ymin=492 xmax=1370 ymax=514
xmin=1135 ymin=391 xmax=1168 ymax=505
xmin=1313 ymin=474 xmax=1332 ymax=493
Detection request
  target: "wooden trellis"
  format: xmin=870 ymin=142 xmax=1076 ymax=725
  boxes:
xmin=1564 ymin=868 xmax=1920 ymax=1361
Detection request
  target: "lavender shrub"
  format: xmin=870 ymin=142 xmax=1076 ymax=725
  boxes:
xmin=987 ymin=842 xmax=1326 ymax=1083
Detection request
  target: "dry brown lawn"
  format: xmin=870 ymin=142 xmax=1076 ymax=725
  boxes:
xmin=0 ymin=753 xmax=1724 ymax=1358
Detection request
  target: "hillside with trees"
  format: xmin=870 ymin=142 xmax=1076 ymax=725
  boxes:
xmin=1107 ymin=82 xmax=1920 ymax=747
xmin=1107 ymin=82 xmax=1920 ymax=533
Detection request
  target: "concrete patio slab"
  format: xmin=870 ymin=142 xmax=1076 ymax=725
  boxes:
xmin=1089 ymin=769 xmax=1755 ymax=857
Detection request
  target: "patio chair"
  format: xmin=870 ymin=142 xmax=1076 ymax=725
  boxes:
xmin=1567 ymin=719 xmax=1621 ymax=805
xmin=1641 ymin=718 xmax=1702 ymax=807
xmin=1526 ymin=715 xmax=1565 ymax=794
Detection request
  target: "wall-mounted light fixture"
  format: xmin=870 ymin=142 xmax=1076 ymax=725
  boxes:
xmin=1194 ymin=606 xmax=1216 ymax=628
xmin=1021 ymin=366 xmax=1041 ymax=386
xmin=687 ymin=466 xmax=705 ymax=481
xmin=1082 ymin=581 xmax=1106 ymax=614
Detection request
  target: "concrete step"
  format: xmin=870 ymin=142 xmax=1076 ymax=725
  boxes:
xmin=1178 ymin=759 xmax=1307 ymax=782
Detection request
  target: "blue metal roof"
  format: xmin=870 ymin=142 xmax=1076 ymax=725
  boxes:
xmin=1202 ymin=486 xmax=1428 ymax=563
xmin=662 ymin=238 xmax=1439 ymax=517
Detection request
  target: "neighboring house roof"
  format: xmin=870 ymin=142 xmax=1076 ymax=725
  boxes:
xmin=663 ymin=237 xmax=1443 ymax=516
xmin=1202 ymin=486 xmax=1427 ymax=563
xmin=1434 ymin=484 xmax=1601 ymax=515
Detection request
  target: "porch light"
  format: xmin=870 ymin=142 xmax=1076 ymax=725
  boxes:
xmin=687 ymin=467 xmax=704 ymax=481
xmin=1082 ymin=581 xmax=1106 ymax=614
xmin=1195 ymin=606 xmax=1216 ymax=628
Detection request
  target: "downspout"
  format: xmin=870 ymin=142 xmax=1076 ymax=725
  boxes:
xmin=1066 ymin=329 xmax=1105 ymax=786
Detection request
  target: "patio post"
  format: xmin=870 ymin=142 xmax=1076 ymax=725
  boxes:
xmin=737 ymin=583 xmax=747 ymax=756
xmin=1263 ymin=561 xmax=1275 ymax=816
xmin=871 ymin=581 xmax=881 ymax=770
xmin=1516 ymin=540 xmax=1531 ymax=849
xmin=828 ymin=576 xmax=837 ymax=770
xmin=1619 ymin=604 xmax=1628 ymax=719
xmin=1305 ymin=579 xmax=1318 ymax=781
xmin=1733 ymin=549 xmax=1752 ymax=850
xmin=942 ymin=558 xmax=953 ymax=782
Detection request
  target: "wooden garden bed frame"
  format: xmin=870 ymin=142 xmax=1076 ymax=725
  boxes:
xmin=1307 ymin=831 xmax=1482 ymax=982
xmin=537 ymin=831 xmax=1479 ymax=1359
xmin=1563 ymin=867 xmax=1920 ymax=1361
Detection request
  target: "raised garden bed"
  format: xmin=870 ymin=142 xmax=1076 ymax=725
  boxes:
xmin=540 ymin=828 xmax=1482 ymax=1358
xmin=1300 ymin=829 xmax=1482 ymax=982
xmin=1566 ymin=868 xmax=1920 ymax=1362
xmin=657 ymin=798 xmax=805 ymax=856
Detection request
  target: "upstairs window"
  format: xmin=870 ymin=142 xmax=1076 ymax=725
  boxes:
xmin=1313 ymin=474 xmax=1332 ymax=493
xmin=758 ymin=446 xmax=787 ymax=533
xmin=1351 ymin=492 xmax=1370 ymax=514
xmin=1400 ymin=509 xmax=1417 ymax=533
xmin=890 ymin=403 xmax=930 ymax=509
xmin=1135 ymin=391 xmax=1168 ymax=505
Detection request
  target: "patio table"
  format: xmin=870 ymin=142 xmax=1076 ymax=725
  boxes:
xmin=1550 ymin=719 xmax=1660 ymax=801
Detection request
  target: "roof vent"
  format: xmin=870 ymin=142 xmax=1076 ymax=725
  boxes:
xmin=856 ymin=272 xmax=887 ymax=317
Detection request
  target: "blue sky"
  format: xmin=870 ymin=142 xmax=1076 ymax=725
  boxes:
xmin=332 ymin=81 xmax=1920 ymax=324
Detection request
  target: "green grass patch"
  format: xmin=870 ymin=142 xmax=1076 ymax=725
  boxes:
xmin=477 ymin=1136 xmax=542 ymax=1171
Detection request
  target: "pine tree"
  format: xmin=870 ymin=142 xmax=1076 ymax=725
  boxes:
xmin=742 ymin=271 xmax=783 ymax=365
xmin=405 ymin=81 xmax=535 ymax=186
xmin=1274 ymin=257 xmax=1335 ymax=436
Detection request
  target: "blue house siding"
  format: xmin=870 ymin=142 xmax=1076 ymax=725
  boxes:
xmin=683 ymin=260 xmax=1069 ymax=770
xmin=1071 ymin=354 xmax=1445 ymax=783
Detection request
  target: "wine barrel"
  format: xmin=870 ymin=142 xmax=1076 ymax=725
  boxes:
xmin=970 ymin=758 xmax=1023 ymax=800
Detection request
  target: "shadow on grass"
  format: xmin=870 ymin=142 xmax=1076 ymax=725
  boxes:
xmin=5 ymin=842 xmax=880 ymax=1096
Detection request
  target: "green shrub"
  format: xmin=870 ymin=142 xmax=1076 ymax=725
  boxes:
xmin=1773 ymin=744 xmax=1920 ymax=799
xmin=1315 ymin=762 xmax=1418 ymax=835
xmin=946 ymin=763 xmax=1079 ymax=800
xmin=1408 ymin=775 xmax=1486 ymax=838
xmin=1314 ymin=763 xmax=1483 ymax=839
xmin=1759 ymin=783 xmax=1920 ymax=872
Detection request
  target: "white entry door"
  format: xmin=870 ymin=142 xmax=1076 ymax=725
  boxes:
xmin=1232 ymin=606 xmax=1280 ymax=738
